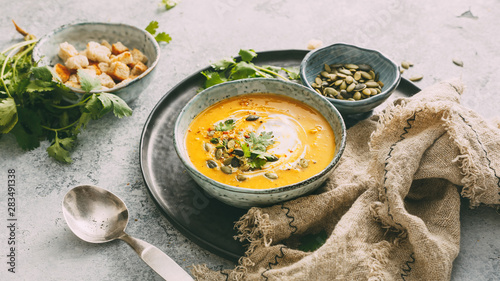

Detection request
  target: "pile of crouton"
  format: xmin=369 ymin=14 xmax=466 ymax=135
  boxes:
xmin=54 ymin=40 xmax=148 ymax=90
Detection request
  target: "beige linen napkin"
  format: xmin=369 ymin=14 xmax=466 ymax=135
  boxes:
xmin=193 ymin=79 xmax=500 ymax=281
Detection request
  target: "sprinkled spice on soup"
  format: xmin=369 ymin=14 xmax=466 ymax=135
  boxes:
xmin=184 ymin=93 xmax=336 ymax=189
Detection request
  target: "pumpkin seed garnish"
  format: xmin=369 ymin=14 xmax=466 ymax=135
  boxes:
xmin=227 ymin=139 xmax=236 ymax=149
xmin=452 ymin=59 xmax=464 ymax=67
xmin=299 ymin=158 xmax=310 ymax=168
xmin=409 ymin=75 xmax=423 ymax=82
xmin=223 ymin=157 xmax=233 ymax=166
xmin=312 ymin=63 xmax=383 ymax=101
xmin=231 ymin=157 xmax=240 ymax=167
xmin=264 ymin=172 xmax=278 ymax=180
xmin=204 ymin=142 xmax=212 ymax=152
xmin=215 ymin=148 xmax=223 ymax=159
xmin=236 ymin=174 xmax=248 ymax=181
xmin=233 ymin=149 xmax=244 ymax=156
xmin=221 ymin=165 xmax=233 ymax=174
xmin=246 ymin=114 xmax=260 ymax=121
xmin=206 ymin=160 xmax=218 ymax=169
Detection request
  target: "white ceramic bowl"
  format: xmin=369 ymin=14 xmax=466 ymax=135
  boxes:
xmin=32 ymin=22 xmax=160 ymax=103
xmin=173 ymin=78 xmax=346 ymax=208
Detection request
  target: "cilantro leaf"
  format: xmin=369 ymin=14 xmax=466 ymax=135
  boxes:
xmin=31 ymin=66 xmax=53 ymax=82
xmin=161 ymin=0 xmax=177 ymax=10
xmin=211 ymin=58 xmax=235 ymax=71
xmin=146 ymin=21 xmax=172 ymax=44
xmin=201 ymin=71 xmax=227 ymax=88
xmin=247 ymin=131 xmax=274 ymax=152
xmin=98 ymin=93 xmax=133 ymax=118
xmin=145 ymin=21 xmax=159 ymax=35
xmin=0 ymin=97 xmax=18 ymax=133
xmin=47 ymin=134 xmax=74 ymax=163
xmin=75 ymin=112 xmax=92 ymax=133
xmin=282 ymin=66 xmax=300 ymax=80
xmin=239 ymin=141 xmax=251 ymax=157
xmin=10 ymin=122 xmax=40 ymax=150
xmin=230 ymin=61 xmax=259 ymax=80
xmin=155 ymin=32 xmax=172 ymax=43
xmin=215 ymin=119 xmax=236 ymax=131
xmin=78 ymin=69 xmax=101 ymax=93
xmin=248 ymin=155 xmax=267 ymax=169
xmin=25 ymin=80 xmax=54 ymax=93
xmin=83 ymin=94 xmax=105 ymax=119
xmin=239 ymin=49 xmax=257 ymax=62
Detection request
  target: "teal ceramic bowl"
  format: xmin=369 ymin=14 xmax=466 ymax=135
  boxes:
xmin=173 ymin=78 xmax=346 ymax=209
xmin=32 ymin=22 xmax=160 ymax=103
xmin=300 ymin=43 xmax=400 ymax=115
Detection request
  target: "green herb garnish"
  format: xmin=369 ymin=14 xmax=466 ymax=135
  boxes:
xmin=215 ymin=119 xmax=236 ymax=131
xmin=145 ymin=21 xmax=172 ymax=44
xmin=161 ymin=0 xmax=177 ymax=10
xmin=247 ymin=131 xmax=274 ymax=153
xmin=0 ymin=24 xmax=132 ymax=163
xmin=200 ymin=49 xmax=300 ymax=89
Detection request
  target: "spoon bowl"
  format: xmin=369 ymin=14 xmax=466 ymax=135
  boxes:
xmin=62 ymin=185 xmax=193 ymax=281
xmin=62 ymin=185 xmax=128 ymax=243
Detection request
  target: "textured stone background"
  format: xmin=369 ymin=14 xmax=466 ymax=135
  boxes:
xmin=0 ymin=0 xmax=498 ymax=280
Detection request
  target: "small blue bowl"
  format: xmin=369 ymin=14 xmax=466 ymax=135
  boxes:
xmin=173 ymin=78 xmax=346 ymax=208
xmin=32 ymin=22 xmax=160 ymax=104
xmin=300 ymin=43 xmax=401 ymax=115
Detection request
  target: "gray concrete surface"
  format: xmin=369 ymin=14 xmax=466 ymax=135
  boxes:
xmin=0 ymin=0 xmax=499 ymax=280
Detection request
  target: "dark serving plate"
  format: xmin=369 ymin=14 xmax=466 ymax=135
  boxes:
xmin=139 ymin=49 xmax=421 ymax=261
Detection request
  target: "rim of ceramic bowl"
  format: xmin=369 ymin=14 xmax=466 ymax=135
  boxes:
xmin=299 ymin=42 xmax=401 ymax=107
xmin=173 ymin=78 xmax=347 ymax=195
xmin=32 ymin=21 xmax=160 ymax=94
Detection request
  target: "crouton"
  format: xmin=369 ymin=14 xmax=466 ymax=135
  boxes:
xmin=86 ymin=41 xmax=111 ymax=63
xmin=79 ymin=68 xmax=98 ymax=78
xmin=68 ymin=74 xmax=78 ymax=83
xmin=107 ymin=61 xmax=130 ymax=81
xmin=58 ymin=42 xmax=79 ymax=62
xmin=111 ymin=42 xmax=129 ymax=55
xmin=101 ymin=40 xmax=112 ymax=51
xmin=111 ymin=51 xmax=134 ymax=65
xmin=98 ymin=73 xmax=116 ymax=89
xmin=65 ymin=55 xmax=89 ymax=70
xmin=97 ymin=62 xmax=110 ymax=74
xmin=131 ymin=48 xmax=148 ymax=64
xmin=65 ymin=81 xmax=81 ymax=89
xmin=87 ymin=63 xmax=102 ymax=75
xmin=116 ymin=78 xmax=132 ymax=88
xmin=130 ymin=61 xmax=148 ymax=76
xmin=54 ymin=63 xmax=70 ymax=82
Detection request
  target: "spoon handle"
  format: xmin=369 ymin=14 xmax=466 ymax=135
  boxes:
xmin=119 ymin=233 xmax=193 ymax=281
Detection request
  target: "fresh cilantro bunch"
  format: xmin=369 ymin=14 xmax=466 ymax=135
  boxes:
xmin=201 ymin=49 xmax=300 ymax=89
xmin=0 ymin=29 xmax=132 ymax=163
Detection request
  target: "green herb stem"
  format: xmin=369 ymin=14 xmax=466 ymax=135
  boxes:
xmin=12 ymin=42 xmax=36 ymax=78
xmin=41 ymin=119 xmax=79 ymax=132
xmin=0 ymin=39 xmax=38 ymax=97
xmin=0 ymin=39 xmax=37 ymax=55
xmin=255 ymin=66 xmax=289 ymax=81
xmin=50 ymin=95 xmax=92 ymax=109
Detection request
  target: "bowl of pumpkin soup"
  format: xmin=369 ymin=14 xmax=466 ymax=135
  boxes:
xmin=174 ymin=78 xmax=346 ymax=208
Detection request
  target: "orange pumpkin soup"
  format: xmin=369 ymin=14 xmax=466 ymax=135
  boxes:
xmin=185 ymin=93 xmax=335 ymax=189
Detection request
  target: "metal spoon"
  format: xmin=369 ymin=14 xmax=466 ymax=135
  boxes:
xmin=62 ymin=185 xmax=193 ymax=281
